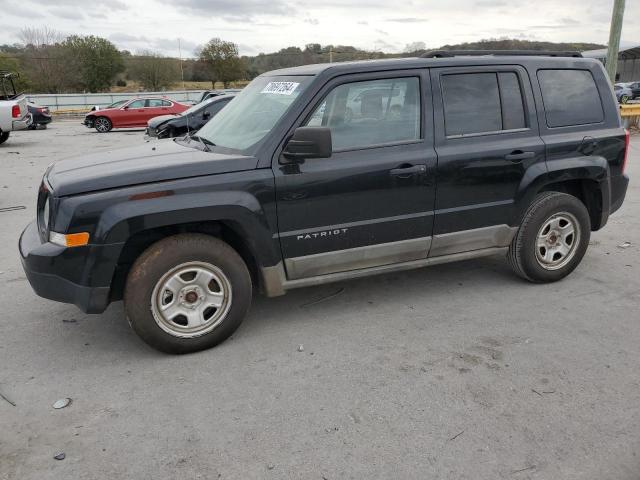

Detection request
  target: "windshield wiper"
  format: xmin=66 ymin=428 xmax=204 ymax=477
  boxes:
xmin=193 ymin=135 xmax=216 ymax=147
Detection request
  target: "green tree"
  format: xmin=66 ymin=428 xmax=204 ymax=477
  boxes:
xmin=128 ymin=51 xmax=179 ymax=91
xmin=198 ymin=38 xmax=245 ymax=88
xmin=62 ymin=35 xmax=124 ymax=92
xmin=0 ymin=53 xmax=29 ymax=92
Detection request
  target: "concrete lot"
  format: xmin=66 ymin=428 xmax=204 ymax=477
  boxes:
xmin=0 ymin=122 xmax=639 ymax=480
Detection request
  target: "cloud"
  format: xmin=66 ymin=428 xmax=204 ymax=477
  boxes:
xmin=47 ymin=6 xmax=84 ymax=20
xmin=174 ymin=0 xmax=292 ymax=19
xmin=386 ymin=17 xmax=428 ymax=23
xmin=474 ymin=0 xmax=508 ymax=7
xmin=304 ymin=18 xmax=319 ymax=25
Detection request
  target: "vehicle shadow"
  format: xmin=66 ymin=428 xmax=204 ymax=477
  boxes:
xmin=50 ymin=255 xmax=521 ymax=357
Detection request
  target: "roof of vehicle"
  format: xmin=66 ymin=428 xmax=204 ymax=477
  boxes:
xmin=264 ymin=55 xmax=599 ymax=77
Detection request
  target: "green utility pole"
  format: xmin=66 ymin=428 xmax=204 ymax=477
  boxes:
xmin=605 ymin=0 xmax=626 ymax=83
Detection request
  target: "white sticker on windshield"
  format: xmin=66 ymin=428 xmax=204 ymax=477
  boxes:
xmin=261 ymin=82 xmax=300 ymax=95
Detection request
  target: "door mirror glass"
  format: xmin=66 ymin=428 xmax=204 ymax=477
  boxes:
xmin=282 ymin=127 xmax=332 ymax=162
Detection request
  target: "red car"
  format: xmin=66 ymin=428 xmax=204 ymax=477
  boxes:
xmin=83 ymin=97 xmax=189 ymax=133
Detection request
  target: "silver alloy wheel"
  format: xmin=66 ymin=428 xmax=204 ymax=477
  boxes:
xmin=94 ymin=118 xmax=111 ymax=132
xmin=535 ymin=211 xmax=580 ymax=270
xmin=151 ymin=261 xmax=232 ymax=338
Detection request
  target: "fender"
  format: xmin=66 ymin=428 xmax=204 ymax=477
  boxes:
xmin=52 ymin=171 xmax=281 ymax=287
xmin=513 ymin=154 xmax=611 ymax=228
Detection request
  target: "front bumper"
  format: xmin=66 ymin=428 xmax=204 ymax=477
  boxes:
xmin=83 ymin=117 xmax=94 ymax=128
xmin=12 ymin=113 xmax=32 ymax=131
xmin=19 ymin=221 xmax=120 ymax=314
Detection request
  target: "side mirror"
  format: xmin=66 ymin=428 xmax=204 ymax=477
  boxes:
xmin=123 ymin=105 xmax=129 ymax=110
xmin=202 ymin=111 xmax=211 ymax=120
xmin=282 ymin=127 xmax=332 ymax=162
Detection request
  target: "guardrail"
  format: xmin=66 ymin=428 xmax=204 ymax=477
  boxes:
xmin=25 ymin=90 xmax=206 ymax=112
xmin=621 ymin=104 xmax=640 ymax=128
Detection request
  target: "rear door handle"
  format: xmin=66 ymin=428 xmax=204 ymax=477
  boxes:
xmin=389 ymin=164 xmax=426 ymax=177
xmin=505 ymin=150 xmax=535 ymax=162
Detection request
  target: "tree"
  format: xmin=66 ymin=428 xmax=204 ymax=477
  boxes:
xmin=404 ymin=41 xmax=426 ymax=53
xmin=18 ymin=26 xmax=69 ymax=93
xmin=198 ymin=38 xmax=245 ymax=88
xmin=128 ymin=51 xmax=179 ymax=91
xmin=0 ymin=53 xmax=30 ymax=92
xmin=61 ymin=35 xmax=124 ymax=92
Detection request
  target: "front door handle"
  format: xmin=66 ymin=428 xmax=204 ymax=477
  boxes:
xmin=389 ymin=164 xmax=426 ymax=178
xmin=505 ymin=150 xmax=535 ymax=162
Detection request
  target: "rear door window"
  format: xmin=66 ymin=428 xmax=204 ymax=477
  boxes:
xmin=441 ymin=72 xmax=527 ymax=136
xmin=537 ymin=69 xmax=604 ymax=127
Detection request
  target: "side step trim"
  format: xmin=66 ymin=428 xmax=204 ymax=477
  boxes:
xmin=261 ymin=246 xmax=508 ymax=296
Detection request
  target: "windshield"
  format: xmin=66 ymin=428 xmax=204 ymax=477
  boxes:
xmin=197 ymin=76 xmax=312 ymax=152
xmin=107 ymin=100 xmax=128 ymax=109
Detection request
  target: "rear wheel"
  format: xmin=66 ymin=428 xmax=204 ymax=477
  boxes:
xmin=0 ymin=131 xmax=9 ymax=144
xmin=508 ymin=192 xmax=590 ymax=283
xmin=94 ymin=116 xmax=112 ymax=133
xmin=124 ymin=234 xmax=252 ymax=354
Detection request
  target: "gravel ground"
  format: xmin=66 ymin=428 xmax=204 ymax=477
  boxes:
xmin=1 ymin=122 xmax=639 ymax=480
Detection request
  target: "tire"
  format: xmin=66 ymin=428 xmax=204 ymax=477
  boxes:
xmin=507 ymin=192 xmax=590 ymax=283
xmin=0 ymin=131 xmax=9 ymax=144
xmin=124 ymin=234 xmax=252 ymax=354
xmin=94 ymin=116 xmax=112 ymax=133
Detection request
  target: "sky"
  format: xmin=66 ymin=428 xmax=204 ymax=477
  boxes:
xmin=0 ymin=0 xmax=638 ymax=57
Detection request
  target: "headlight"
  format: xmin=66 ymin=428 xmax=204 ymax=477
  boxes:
xmin=42 ymin=196 xmax=50 ymax=230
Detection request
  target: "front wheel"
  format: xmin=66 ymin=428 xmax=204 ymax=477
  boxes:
xmin=124 ymin=234 xmax=252 ymax=354
xmin=508 ymin=192 xmax=591 ymax=283
xmin=0 ymin=131 xmax=9 ymax=144
xmin=94 ymin=116 xmax=112 ymax=133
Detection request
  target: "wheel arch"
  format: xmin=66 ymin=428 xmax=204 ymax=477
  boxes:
xmin=514 ymin=155 xmax=611 ymax=231
xmin=110 ymin=219 xmax=263 ymax=302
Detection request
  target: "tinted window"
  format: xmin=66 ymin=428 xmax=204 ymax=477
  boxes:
xmin=498 ymin=72 xmax=526 ymax=130
xmin=127 ymin=99 xmax=145 ymax=108
xmin=206 ymin=98 xmax=231 ymax=116
xmin=442 ymin=73 xmax=502 ymax=136
xmin=161 ymin=100 xmax=172 ymax=107
xmin=537 ymin=69 xmax=604 ymax=127
xmin=305 ymin=77 xmax=421 ymax=150
xmin=146 ymin=99 xmax=164 ymax=107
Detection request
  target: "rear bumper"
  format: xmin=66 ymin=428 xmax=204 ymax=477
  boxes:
xmin=610 ymin=174 xmax=629 ymax=215
xmin=19 ymin=221 xmax=118 ymax=314
xmin=34 ymin=114 xmax=52 ymax=125
xmin=12 ymin=113 xmax=32 ymax=131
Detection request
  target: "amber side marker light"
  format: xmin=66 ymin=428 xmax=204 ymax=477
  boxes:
xmin=50 ymin=231 xmax=90 ymax=247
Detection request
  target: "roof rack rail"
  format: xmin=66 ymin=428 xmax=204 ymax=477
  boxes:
xmin=421 ymin=50 xmax=583 ymax=58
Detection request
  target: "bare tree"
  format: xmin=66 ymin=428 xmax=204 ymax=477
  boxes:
xmin=18 ymin=26 xmax=68 ymax=93
xmin=19 ymin=26 xmax=63 ymax=48
xmin=128 ymin=51 xmax=179 ymax=91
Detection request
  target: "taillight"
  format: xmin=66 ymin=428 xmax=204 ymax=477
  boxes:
xmin=622 ymin=129 xmax=630 ymax=174
xmin=11 ymin=105 xmax=20 ymax=118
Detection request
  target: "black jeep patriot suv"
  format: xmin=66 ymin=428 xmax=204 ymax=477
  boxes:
xmin=20 ymin=52 xmax=629 ymax=353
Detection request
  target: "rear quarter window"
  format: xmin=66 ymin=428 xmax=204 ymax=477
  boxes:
xmin=537 ymin=69 xmax=604 ymax=128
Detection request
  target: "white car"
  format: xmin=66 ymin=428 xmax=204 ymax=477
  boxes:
xmin=0 ymin=72 xmax=32 ymax=144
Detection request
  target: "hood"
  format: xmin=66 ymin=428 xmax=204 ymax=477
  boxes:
xmin=47 ymin=139 xmax=258 ymax=196
xmin=148 ymin=114 xmax=179 ymax=128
